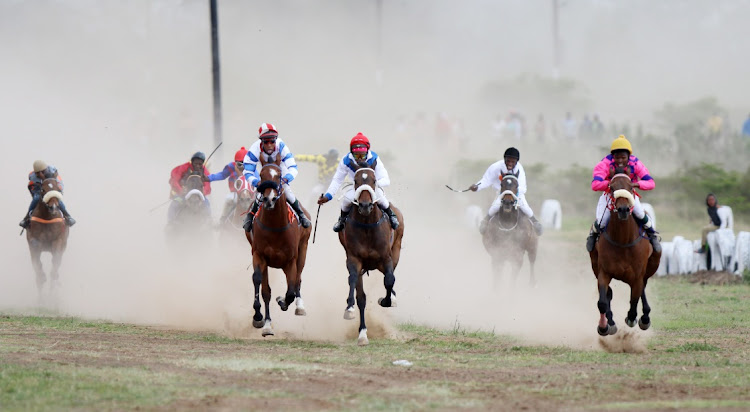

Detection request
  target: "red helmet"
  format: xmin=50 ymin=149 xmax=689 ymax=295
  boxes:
xmin=234 ymin=146 xmax=248 ymax=162
xmin=258 ymin=123 xmax=278 ymax=139
xmin=350 ymin=132 xmax=370 ymax=151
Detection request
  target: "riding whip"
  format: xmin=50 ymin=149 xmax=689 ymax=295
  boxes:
xmin=312 ymin=197 xmax=322 ymax=243
xmin=445 ymin=184 xmax=472 ymax=193
xmin=204 ymin=141 xmax=224 ymax=165
xmin=148 ymin=198 xmax=173 ymax=213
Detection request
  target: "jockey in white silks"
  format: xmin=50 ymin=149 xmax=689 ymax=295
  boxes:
xmin=316 ymin=132 xmax=400 ymax=232
xmin=469 ymin=147 xmax=543 ymax=236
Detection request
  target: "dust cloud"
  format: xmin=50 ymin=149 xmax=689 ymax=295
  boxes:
xmin=1 ymin=1 xmax=745 ymax=350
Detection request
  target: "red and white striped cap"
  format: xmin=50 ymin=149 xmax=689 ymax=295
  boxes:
xmin=258 ymin=123 xmax=278 ymax=139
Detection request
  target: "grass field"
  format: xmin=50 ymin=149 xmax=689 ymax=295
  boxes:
xmin=1 ymin=275 xmax=748 ymax=411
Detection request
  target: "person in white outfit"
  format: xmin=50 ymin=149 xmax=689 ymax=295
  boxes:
xmin=317 ymin=132 xmax=399 ymax=232
xmin=469 ymin=147 xmax=543 ymax=236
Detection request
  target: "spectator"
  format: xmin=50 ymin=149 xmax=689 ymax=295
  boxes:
xmin=696 ymin=193 xmax=731 ymax=253
xmin=563 ymin=112 xmax=577 ymax=140
xmin=742 ymin=113 xmax=750 ymax=138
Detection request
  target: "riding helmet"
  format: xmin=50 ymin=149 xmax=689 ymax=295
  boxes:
xmin=191 ymin=151 xmax=207 ymax=162
xmin=504 ymin=147 xmax=520 ymax=160
xmin=610 ymin=135 xmax=632 ymax=154
xmin=258 ymin=123 xmax=278 ymax=139
xmin=350 ymin=133 xmax=370 ymax=150
xmin=33 ymin=160 xmax=48 ymax=173
xmin=234 ymin=147 xmax=248 ymax=162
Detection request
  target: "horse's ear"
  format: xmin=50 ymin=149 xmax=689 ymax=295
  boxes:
xmin=274 ymin=155 xmax=282 ymax=166
xmin=259 ymin=155 xmax=267 ymax=166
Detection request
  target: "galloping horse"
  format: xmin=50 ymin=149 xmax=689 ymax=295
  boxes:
xmin=589 ymin=171 xmax=661 ymax=336
xmin=482 ymin=173 xmax=538 ymax=285
xmin=26 ymin=178 xmax=69 ymax=295
xmin=339 ymin=162 xmax=404 ymax=346
xmin=168 ymin=174 xmax=211 ymax=236
xmin=221 ymin=177 xmax=255 ymax=231
xmin=246 ymin=157 xmax=311 ymax=337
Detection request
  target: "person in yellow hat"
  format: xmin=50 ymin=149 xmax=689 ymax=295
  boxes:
xmin=585 ymin=135 xmax=660 ymax=253
xmin=20 ymin=160 xmax=76 ymax=228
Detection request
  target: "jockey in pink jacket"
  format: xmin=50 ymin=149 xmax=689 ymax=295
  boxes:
xmin=585 ymin=135 xmax=661 ymax=253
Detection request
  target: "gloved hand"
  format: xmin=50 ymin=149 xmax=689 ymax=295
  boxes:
xmin=317 ymin=194 xmax=329 ymax=205
xmin=469 ymin=184 xmax=479 ymax=192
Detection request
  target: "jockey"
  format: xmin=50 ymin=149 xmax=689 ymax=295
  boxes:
xmin=469 ymin=147 xmax=543 ymax=236
xmin=167 ymin=151 xmax=211 ymax=224
xmin=242 ymin=123 xmax=312 ymax=231
xmin=19 ymin=160 xmax=76 ymax=228
xmin=317 ymin=132 xmax=400 ymax=232
xmin=585 ymin=135 xmax=661 ymax=253
xmin=296 ymin=148 xmax=340 ymax=199
xmin=206 ymin=146 xmax=249 ymax=223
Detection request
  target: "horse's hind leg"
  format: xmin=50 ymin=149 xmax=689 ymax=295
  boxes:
xmin=356 ymin=275 xmax=368 ymax=346
xmin=378 ymin=261 xmax=396 ymax=308
xmin=625 ymin=279 xmax=644 ymax=328
xmin=638 ymin=280 xmax=651 ymax=330
xmin=50 ymin=249 xmax=64 ymax=290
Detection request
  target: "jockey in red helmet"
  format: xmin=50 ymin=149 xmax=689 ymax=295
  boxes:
xmin=241 ymin=123 xmax=312 ymax=231
xmin=203 ymin=146 xmax=251 ymax=224
xmin=469 ymin=147 xmax=543 ymax=236
xmin=317 ymin=132 xmax=399 ymax=232
xmin=585 ymin=135 xmax=660 ymax=253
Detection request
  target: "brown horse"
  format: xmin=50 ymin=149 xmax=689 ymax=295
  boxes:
xmin=167 ymin=174 xmax=211 ymax=238
xmin=26 ymin=178 xmax=69 ymax=295
xmin=482 ymin=173 xmax=538 ymax=285
xmin=246 ymin=157 xmax=312 ymax=337
xmin=222 ymin=177 xmax=255 ymax=231
xmin=589 ymin=172 xmax=661 ymax=336
xmin=339 ymin=162 xmax=404 ymax=346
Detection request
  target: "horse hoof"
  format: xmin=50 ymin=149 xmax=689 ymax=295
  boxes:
xmin=276 ymin=296 xmax=289 ymax=311
xmin=378 ymin=297 xmax=392 ymax=308
xmin=252 ymin=319 xmax=264 ymax=329
xmin=295 ymin=307 xmax=307 ymax=316
xmin=262 ymin=328 xmax=274 ymax=337
xmin=343 ymin=307 xmax=355 ymax=320
xmin=638 ymin=318 xmax=651 ymax=330
xmin=625 ymin=317 xmax=636 ymax=328
xmin=357 ymin=329 xmax=369 ymax=346
xmin=608 ymin=324 xmax=618 ymax=335
xmin=597 ymin=326 xmax=609 ymax=336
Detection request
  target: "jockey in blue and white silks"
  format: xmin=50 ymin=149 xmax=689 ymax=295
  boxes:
xmin=317 ymin=132 xmax=399 ymax=232
xmin=241 ymin=123 xmax=311 ymax=231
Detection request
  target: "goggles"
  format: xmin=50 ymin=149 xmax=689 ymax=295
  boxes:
xmin=235 ymin=161 xmax=244 ymax=167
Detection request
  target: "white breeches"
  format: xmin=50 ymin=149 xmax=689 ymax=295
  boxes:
xmin=488 ymin=193 xmax=534 ymax=217
xmin=341 ymin=187 xmax=389 ymax=211
xmin=283 ymin=183 xmax=297 ymax=203
xmin=596 ymin=192 xmax=645 ymax=228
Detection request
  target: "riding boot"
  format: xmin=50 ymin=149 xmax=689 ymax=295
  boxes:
xmin=333 ymin=209 xmax=348 ymax=232
xmin=479 ymin=215 xmax=490 ymax=235
xmin=19 ymin=214 xmax=30 ymax=229
xmin=585 ymin=222 xmax=600 ymax=252
xmin=634 ymin=214 xmax=661 ymax=254
xmin=529 ymin=215 xmax=543 ymax=236
xmin=60 ymin=209 xmax=76 ymax=227
xmin=290 ymin=199 xmax=312 ymax=228
xmin=243 ymin=200 xmax=259 ymax=232
xmin=382 ymin=206 xmax=400 ymax=230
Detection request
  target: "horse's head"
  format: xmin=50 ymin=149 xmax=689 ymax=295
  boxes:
xmin=353 ymin=160 xmax=378 ymax=216
xmin=40 ymin=178 xmax=63 ymax=214
xmin=234 ymin=177 xmax=255 ymax=211
xmin=609 ymin=171 xmax=635 ymax=221
xmin=499 ymin=173 xmax=519 ymax=213
xmin=184 ymin=174 xmax=204 ymax=193
xmin=257 ymin=163 xmax=283 ymax=210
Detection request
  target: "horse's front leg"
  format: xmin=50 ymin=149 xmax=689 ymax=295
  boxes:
xmin=378 ymin=260 xmax=396 ymax=308
xmin=251 ymin=256 xmax=266 ymax=329
xmin=625 ymin=279 xmax=644 ymax=328
xmin=276 ymin=261 xmax=298 ymax=312
xmin=29 ymin=247 xmax=46 ymax=295
xmin=597 ymin=274 xmax=616 ymax=336
xmin=343 ymin=258 xmax=362 ymax=320
xmin=639 ymin=280 xmax=651 ymax=330
xmin=50 ymin=247 xmax=64 ymax=290
xmin=261 ymin=266 xmax=274 ymax=336
xmin=355 ymin=274 xmax=368 ymax=346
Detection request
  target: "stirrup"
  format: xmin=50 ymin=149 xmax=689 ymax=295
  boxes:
xmin=298 ymin=214 xmax=311 ymax=228
xmin=388 ymin=216 xmax=399 ymax=230
xmin=243 ymin=214 xmax=254 ymax=232
xmin=585 ymin=232 xmax=599 ymax=252
xmin=65 ymin=216 xmax=76 ymax=227
xmin=19 ymin=217 xmax=30 ymax=229
xmin=333 ymin=219 xmax=345 ymax=232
